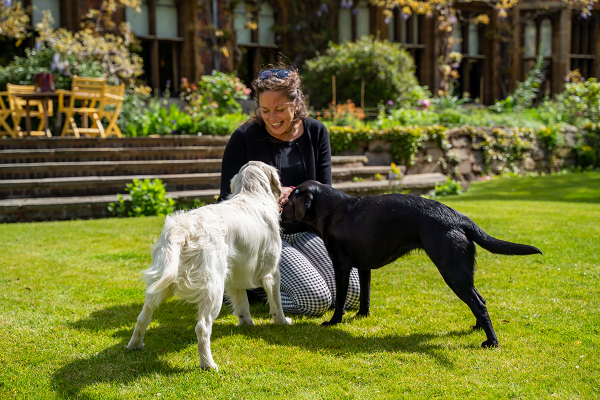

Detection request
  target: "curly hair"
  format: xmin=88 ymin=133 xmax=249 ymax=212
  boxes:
xmin=248 ymin=63 xmax=309 ymax=126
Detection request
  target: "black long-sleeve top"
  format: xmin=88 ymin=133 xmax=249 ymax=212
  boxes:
xmin=219 ymin=117 xmax=332 ymax=234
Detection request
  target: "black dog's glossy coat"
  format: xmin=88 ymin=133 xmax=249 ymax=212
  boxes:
xmin=281 ymin=181 xmax=542 ymax=348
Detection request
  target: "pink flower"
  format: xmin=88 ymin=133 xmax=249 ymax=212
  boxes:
xmin=243 ymin=88 xmax=251 ymax=95
xmin=485 ymin=176 xmax=491 ymax=180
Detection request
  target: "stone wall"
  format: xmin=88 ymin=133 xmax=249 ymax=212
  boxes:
xmin=342 ymin=126 xmax=582 ymax=181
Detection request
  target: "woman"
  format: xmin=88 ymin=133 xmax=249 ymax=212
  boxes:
xmin=219 ymin=65 xmax=360 ymax=316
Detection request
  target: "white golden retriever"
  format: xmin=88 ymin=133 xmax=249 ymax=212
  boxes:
xmin=127 ymin=161 xmax=292 ymax=370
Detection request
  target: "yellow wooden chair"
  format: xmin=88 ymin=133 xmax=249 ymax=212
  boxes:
xmin=7 ymin=84 xmax=54 ymax=137
xmin=0 ymin=91 xmax=17 ymax=138
xmin=100 ymin=83 xmax=125 ymax=138
xmin=58 ymin=76 xmax=107 ymax=138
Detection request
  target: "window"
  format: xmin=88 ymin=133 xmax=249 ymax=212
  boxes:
xmin=388 ymin=12 xmax=424 ymax=83
xmin=570 ymin=13 xmax=597 ymax=78
xmin=125 ymin=0 xmax=183 ymax=93
xmin=540 ymin=19 xmax=552 ymax=57
xmin=258 ymin=3 xmax=275 ymax=45
xmin=32 ymin=0 xmax=60 ymax=28
xmin=156 ymin=0 xmax=178 ymax=38
xmin=234 ymin=3 xmax=253 ymax=44
xmin=337 ymin=2 xmax=370 ymax=43
xmin=126 ymin=2 xmax=149 ymax=36
xmin=233 ymin=2 xmax=278 ymax=87
xmin=521 ymin=15 xmax=554 ymax=99
xmin=338 ymin=8 xmax=352 ymax=43
xmin=524 ymin=21 xmax=537 ymax=58
xmin=452 ymin=23 xmax=462 ymax=53
xmin=468 ymin=22 xmax=479 ymax=56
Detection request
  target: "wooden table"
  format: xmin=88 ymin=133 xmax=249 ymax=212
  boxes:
xmin=13 ymin=91 xmax=66 ymax=137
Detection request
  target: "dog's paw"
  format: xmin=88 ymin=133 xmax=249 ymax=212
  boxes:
xmin=238 ymin=317 xmax=255 ymax=326
xmin=200 ymin=362 xmax=219 ymax=371
xmin=283 ymin=317 xmax=292 ymax=325
xmin=355 ymin=310 xmax=370 ymax=318
xmin=321 ymin=319 xmax=340 ymax=327
xmin=126 ymin=342 xmax=144 ymax=351
xmin=471 ymin=320 xmax=483 ymax=330
xmin=481 ymin=339 xmax=499 ymax=348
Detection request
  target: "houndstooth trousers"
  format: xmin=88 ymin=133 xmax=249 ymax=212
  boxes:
xmin=279 ymin=231 xmax=361 ymax=316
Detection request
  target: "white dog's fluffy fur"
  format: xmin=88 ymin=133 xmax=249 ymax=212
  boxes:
xmin=127 ymin=161 xmax=292 ymax=370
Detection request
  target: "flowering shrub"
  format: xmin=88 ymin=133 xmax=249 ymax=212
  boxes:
xmin=0 ymin=43 xmax=103 ymax=90
xmin=0 ymin=1 xmax=30 ymax=43
xmin=304 ymin=36 xmax=429 ymax=110
xmin=555 ymin=77 xmax=600 ymax=124
xmin=180 ymin=71 xmax=250 ymax=117
xmin=315 ymin=100 xmax=366 ymax=128
xmin=35 ymin=7 xmax=143 ymax=86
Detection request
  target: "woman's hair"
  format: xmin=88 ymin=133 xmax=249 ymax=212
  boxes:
xmin=248 ymin=63 xmax=309 ymax=126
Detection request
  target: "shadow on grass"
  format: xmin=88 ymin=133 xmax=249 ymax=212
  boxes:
xmin=459 ymin=172 xmax=600 ymax=203
xmin=52 ymin=301 xmax=478 ymax=398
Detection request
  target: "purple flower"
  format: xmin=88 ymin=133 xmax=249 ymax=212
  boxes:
xmin=171 ymin=119 xmax=176 ymax=125
xmin=387 ymin=100 xmax=393 ymax=106
xmin=317 ymin=10 xmax=322 ymax=17
xmin=3 ymin=0 xmax=12 ymax=8
xmin=166 ymin=80 xmax=171 ymax=86
xmin=319 ymin=3 xmax=328 ymax=13
xmin=296 ymin=24 xmax=301 ymax=31
xmin=448 ymin=16 xmax=457 ymax=25
xmin=384 ymin=17 xmax=391 ymax=25
xmin=341 ymin=0 xmax=353 ymax=8
xmin=401 ymin=12 xmax=409 ymax=21
xmin=450 ymin=62 xmax=460 ymax=69
xmin=352 ymin=7 xmax=360 ymax=16
xmin=35 ymin=41 xmax=42 ymax=51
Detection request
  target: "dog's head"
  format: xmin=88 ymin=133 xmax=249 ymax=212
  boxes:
xmin=230 ymin=161 xmax=282 ymax=200
xmin=281 ymin=181 xmax=317 ymax=223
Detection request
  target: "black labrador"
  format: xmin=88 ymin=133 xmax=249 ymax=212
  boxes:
xmin=281 ymin=180 xmax=542 ymax=348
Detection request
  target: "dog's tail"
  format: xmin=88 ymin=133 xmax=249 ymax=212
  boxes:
xmin=464 ymin=222 xmax=543 ymax=256
xmin=145 ymin=228 xmax=185 ymax=294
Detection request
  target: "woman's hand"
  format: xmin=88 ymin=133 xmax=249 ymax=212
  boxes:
xmin=279 ymin=186 xmax=294 ymax=210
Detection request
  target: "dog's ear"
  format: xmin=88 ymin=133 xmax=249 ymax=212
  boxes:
xmin=294 ymin=190 xmax=313 ymax=221
xmin=230 ymin=170 xmax=242 ymax=194
xmin=268 ymin=168 xmax=282 ymax=200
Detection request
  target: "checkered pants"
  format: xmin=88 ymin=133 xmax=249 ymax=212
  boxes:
xmin=279 ymin=232 xmax=360 ymax=316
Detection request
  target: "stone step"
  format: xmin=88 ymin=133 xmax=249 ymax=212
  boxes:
xmin=0 ymin=163 xmax=402 ymax=199
xmin=331 ymin=165 xmax=406 ymax=182
xmin=0 ymin=174 xmax=447 ymax=223
xmin=0 ymin=159 xmax=224 ymax=179
xmin=0 ymin=146 xmax=226 ymax=163
xmin=0 ymin=173 xmax=222 ymax=199
xmin=0 ymin=135 xmax=229 ymax=150
xmin=0 ymin=155 xmax=369 ymax=179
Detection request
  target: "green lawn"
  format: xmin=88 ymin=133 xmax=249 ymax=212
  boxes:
xmin=1 ymin=172 xmax=599 ymax=399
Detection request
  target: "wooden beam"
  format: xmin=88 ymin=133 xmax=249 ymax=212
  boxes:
xmin=554 ymin=7 xmax=572 ymax=94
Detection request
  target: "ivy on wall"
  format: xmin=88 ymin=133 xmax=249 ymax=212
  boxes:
xmin=328 ymin=124 xmax=598 ymax=173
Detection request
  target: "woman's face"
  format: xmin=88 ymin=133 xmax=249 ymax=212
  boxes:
xmin=258 ymin=90 xmax=297 ymax=139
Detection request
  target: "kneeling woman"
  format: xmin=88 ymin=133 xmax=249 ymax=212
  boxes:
xmin=218 ymin=65 xmax=360 ymax=316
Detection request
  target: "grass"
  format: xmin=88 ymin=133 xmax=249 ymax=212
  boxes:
xmin=1 ymin=172 xmax=599 ymax=399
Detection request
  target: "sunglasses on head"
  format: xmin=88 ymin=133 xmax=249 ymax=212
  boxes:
xmin=259 ymin=69 xmax=291 ymax=80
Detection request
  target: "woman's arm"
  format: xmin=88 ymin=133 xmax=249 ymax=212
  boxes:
xmin=218 ymin=129 xmax=249 ymax=201
xmin=315 ymin=123 xmax=332 ymax=186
